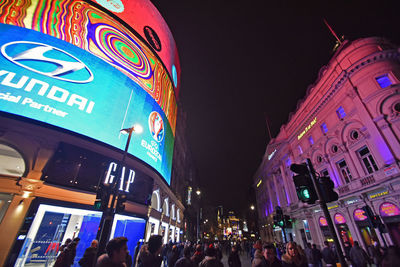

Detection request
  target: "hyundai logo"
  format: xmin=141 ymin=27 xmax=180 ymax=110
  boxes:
xmin=0 ymin=41 xmax=94 ymax=83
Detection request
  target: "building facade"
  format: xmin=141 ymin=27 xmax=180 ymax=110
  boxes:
xmin=255 ymin=37 xmax=400 ymax=252
xmin=0 ymin=0 xmax=184 ymax=265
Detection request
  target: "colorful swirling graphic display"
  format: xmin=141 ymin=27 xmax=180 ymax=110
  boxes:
xmin=0 ymin=0 xmax=177 ymax=134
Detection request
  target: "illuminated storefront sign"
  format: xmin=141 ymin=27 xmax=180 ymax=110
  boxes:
xmin=298 ymin=118 xmax=317 ymax=140
xmin=334 ymin=213 xmax=346 ymax=224
xmin=353 ymin=209 xmax=367 ymax=221
xmin=319 ymin=217 xmax=328 ymax=226
xmin=379 ymin=202 xmax=400 ymax=217
xmin=104 ymin=162 xmax=135 ymax=192
xmin=368 ymin=188 xmax=389 ymax=199
xmin=0 ymin=24 xmax=173 ymax=183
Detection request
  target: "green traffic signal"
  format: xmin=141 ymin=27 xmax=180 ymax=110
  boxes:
xmin=301 ymin=188 xmax=310 ymax=200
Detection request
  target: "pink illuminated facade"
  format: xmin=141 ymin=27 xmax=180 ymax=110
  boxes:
xmin=254 ymin=37 xmax=400 ymax=250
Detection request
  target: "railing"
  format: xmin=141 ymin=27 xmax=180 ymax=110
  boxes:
xmin=360 ymin=175 xmax=375 ymax=186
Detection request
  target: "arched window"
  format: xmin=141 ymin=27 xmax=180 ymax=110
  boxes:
xmin=171 ymin=204 xmax=176 ymax=220
xmin=0 ymin=143 xmax=26 ymax=177
xmin=151 ymin=190 xmax=161 ymax=211
xmin=162 ymin=198 xmax=169 ymax=216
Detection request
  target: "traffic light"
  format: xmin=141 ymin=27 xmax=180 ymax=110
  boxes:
xmin=273 ymin=215 xmax=284 ymax=228
xmin=116 ymin=193 xmax=127 ymax=213
xmin=94 ymin=185 xmax=109 ymax=211
xmin=284 ymin=215 xmax=292 ymax=228
xmin=362 ymin=205 xmax=386 ymax=232
xmin=290 ymin=163 xmax=318 ymax=204
xmin=318 ymin=176 xmax=338 ymax=203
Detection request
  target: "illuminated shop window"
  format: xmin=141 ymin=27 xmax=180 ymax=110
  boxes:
xmin=358 ymin=146 xmax=378 ymax=174
xmin=308 ymin=136 xmax=314 ymax=145
xmin=337 ymin=159 xmax=352 ymax=183
xmin=376 ymin=74 xmax=392 ymax=88
xmin=336 ymin=106 xmax=346 ymax=120
xmin=321 ymin=123 xmax=328 ymax=134
xmin=0 ymin=143 xmax=26 ymax=177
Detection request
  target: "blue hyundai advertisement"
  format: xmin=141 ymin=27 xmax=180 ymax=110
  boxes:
xmin=0 ymin=23 xmax=173 ymax=184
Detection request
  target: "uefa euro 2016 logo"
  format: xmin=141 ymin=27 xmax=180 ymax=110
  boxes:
xmin=148 ymin=111 xmax=164 ymax=142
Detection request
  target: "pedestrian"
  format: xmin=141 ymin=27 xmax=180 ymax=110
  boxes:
xmin=381 ymin=245 xmax=400 ymax=267
xmin=55 ymin=237 xmax=80 ymax=267
xmin=368 ymin=239 xmax=384 ymax=267
xmin=138 ymin=235 xmax=163 ymax=267
xmin=311 ymin=245 xmax=322 ymax=267
xmin=96 ymin=237 xmax=129 ymax=267
xmin=349 ymin=241 xmax=371 ymax=267
xmin=199 ymin=246 xmax=223 ymax=267
xmin=78 ymin=239 xmax=98 ymax=267
xmin=133 ymin=241 xmax=142 ymax=267
xmin=168 ymin=245 xmax=180 ymax=267
xmin=228 ymin=245 xmax=241 ymax=267
xmin=59 ymin=238 xmax=72 ymax=253
xmin=215 ymin=244 xmax=223 ymax=261
xmin=136 ymin=244 xmax=149 ymax=267
xmin=174 ymin=246 xmax=193 ymax=267
xmin=251 ymin=241 xmax=262 ymax=263
xmin=263 ymin=244 xmax=282 ymax=267
xmin=343 ymin=242 xmax=352 ymax=264
xmin=191 ymin=244 xmax=204 ymax=267
xmin=321 ymin=241 xmax=336 ymax=267
xmin=304 ymin=243 xmax=314 ymax=267
xmin=252 ymin=248 xmax=265 ymax=267
xmin=281 ymin=242 xmax=306 ymax=267
xmin=126 ymin=250 xmax=133 ymax=267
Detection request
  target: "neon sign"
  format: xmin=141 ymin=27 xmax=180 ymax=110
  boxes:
xmin=104 ymin=162 xmax=135 ymax=192
xmin=380 ymin=202 xmax=400 ymax=217
xmin=319 ymin=217 xmax=328 ymax=226
xmin=334 ymin=213 xmax=346 ymax=224
xmin=353 ymin=209 xmax=367 ymax=221
xmin=268 ymin=149 xmax=277 ymax=160
xmin=256 ymin=179 xmax=262 ymax=188
xmin=298 ymin=118 xmax=317 ymax=140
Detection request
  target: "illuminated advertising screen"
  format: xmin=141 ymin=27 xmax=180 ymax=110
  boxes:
xmin=0 ymin=23 xmax=173 ymax=184
xmin=89 ymin=0 xmax=181 ymax=93
xmin=0 ymin=0 xmax=177 ymax=134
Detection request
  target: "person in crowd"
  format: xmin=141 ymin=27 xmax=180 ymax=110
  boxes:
xmin=304 ymin=243 xmax=314 ymax=267
xmin=368 ymin=239 xmax=384 ymax=267
xmin=228 ymin=245 xmax=241 ymax=267
xmin=133 ymin=241 xmax=142 ymax=267
xmin=138 ymin=235 xmax=163 ymax=267
xmin=251 ymin=241 xmax=262 ymax=263
xmin=136 ymin=244 xmax=149 ymax=267
xmin=263 ymin=244 xmax=282 ymax=267
xmin=79 ymin=239 xmax=98 ymax=267
xmin=59 ymin=238 xmax=72 ymax=253
xmin=96 ymin=237 xmax=128 ymax=267
xmin=321 ymin=241 xmax=336 ymax=267
xmin=191 ymin=244 xmax=205 ymax=267
xmin=215 ymin=243 xmax=223 ymax=261
xmin=174 ymin=246 xmax=193 ymax=267
xmin=381 ymin=245 xmax=400 ymax=267
xmin=251 ymin=247 xmax=265 ymax=267
xmin=311 ymin=245 xmax=322 ymax=267
xmin=168 ymin=245 xmax=180 ymax=267
xmin=343 ymin=242 xmax=352 ymax=264
xmin=126 ymin=250 xmax=133 ymax=267
xmin=199 ymin=246 xmax=223 ymax=267
xmin=349 ymin=241 xmax=371 ymax=267
xmin=55 ymin=237 xmax=80 ymax=267
xmin=281 ymin=242 xmax=307 ymax=267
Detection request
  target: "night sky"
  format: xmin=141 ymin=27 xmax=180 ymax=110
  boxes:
xmin=151 ymin=0 xmax=400 ymax=215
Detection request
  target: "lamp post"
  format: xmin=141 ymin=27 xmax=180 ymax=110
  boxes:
xmin=196 ymin=189 xmax=201 ymax=242
xmin=96 ymin=124 xmax=142 ymax=256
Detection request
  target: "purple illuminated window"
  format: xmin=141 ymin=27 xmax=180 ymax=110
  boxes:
xmin=376 ymin=74 xmax=392 ymax=88
xmin=336 ymin=106 xmax=346 ymax=120
xmin=321 ymin=123 xmax=328 ymax=134
xmin=308 ymin=136 xmax=314 ymax=145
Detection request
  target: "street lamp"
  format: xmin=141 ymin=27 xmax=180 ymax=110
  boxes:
xmin=196 ymin=189 xmax=201 ymax=242
xmin=250 ymin=205 xmax=255 ymax=210
xmin=196 ymin=189 xmax=201 ymax=196
xmin=97 ymin=124 xmax=142 ymax=255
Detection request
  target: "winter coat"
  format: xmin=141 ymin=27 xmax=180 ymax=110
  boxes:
xmin=96 ymin=254 xmax=126 ymax=267
xmin=198 ymin=256 xmax=223 ymax=267
xmin=228 ymin=251 xmax=241 ymax=267
xmin=174 ymin=256 xmax=194 ymax=267
xmin=137 ymin=250 xmax=163 ymax=267
xmin=252 ymin=250 xmax=266 ymax=267
xmin=349 ymin=246 xmax=370 ymax=267
xmin=321 ymin=247 xmax=336 ymax=265
xmin=78 ymin=246 xmax=97 ymax=267
xmin=281 ymin=254 xmax=306 ymax=267
xmin=191 ymin=252 xmax=205 ymax=267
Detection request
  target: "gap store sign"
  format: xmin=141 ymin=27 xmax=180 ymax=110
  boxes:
xmin=0 ymin=24 xmax=174 ymax=184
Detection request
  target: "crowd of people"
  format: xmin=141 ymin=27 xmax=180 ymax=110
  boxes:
xmin=53 ymin=236 xmax=400 ymax=267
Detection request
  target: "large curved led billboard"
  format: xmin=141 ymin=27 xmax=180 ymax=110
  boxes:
xmin=0 ymin=0 xmax=177 ymax=133
xmin=0 ymin=23 xmax=174 ymax=184
xmin=89 ymin=0 xmax=181 ymax=94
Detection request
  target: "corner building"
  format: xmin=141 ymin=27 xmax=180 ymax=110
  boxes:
xmin=254 ymin=37 xmax=400 ymax=252
xmin=0 ymin=0 xmax=184 ymax=265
